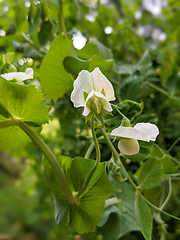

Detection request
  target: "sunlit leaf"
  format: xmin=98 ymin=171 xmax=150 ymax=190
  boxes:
xmin=43 ymin=156 xmax=117 ymax=233
xmin=0 ymin=77 xmax=50 ymax=151
xmin=40 ymin=34 xmax=74 ymax=100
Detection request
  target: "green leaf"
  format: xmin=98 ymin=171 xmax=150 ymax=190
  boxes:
xmin=118 ymin=99 xmax=143 ymax=121
xmin=163 ymin=73 xmax=180 ymax=96
xmin=114 ymin=51 xmax=151 ymax=76
xmin=64 ymin=55 xmax=113 ymax=79
xmin=135 ymin=192 xmax=153 ymax=240
xmin=70 ymin=157 xmax=106 ymax=194
xmin=75 ymin=42 xmax=99 ymax=60
xmin=38 ymin=20 xmax=53 ymax=46
xmin=40 ymin=0 xmax=60 ymax=10
xmin=88 ymin=55 xmax=113 ymax=78
xmin=135 ymin=50 xmax=152 ymax=75
xmin=3 ymin=52 xmax=14 ymax=64
xmin=98 ymin=181 xmax=140 ymax=240
xmin=43 ymin=156 xmax=117 ymax=233
xmin=119 ymin=76 xmax=144 ymax=101
xmin=92 ymin=39 xmax=113 ymax=60
xmin=0 ymin=77 xmax=50 ymax=151
xmin=123 ymin=141 xmax=154 ymax=162
xmin=40 ymin=34 xmax=74 ymax=100
xmin=63 ymin=56 xmax=89 ymax=78
xmin=138 ymin=157 xmax=163 ymax=189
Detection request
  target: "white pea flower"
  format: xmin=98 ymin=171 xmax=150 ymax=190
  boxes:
xmin=111 ymin=123 xmax=159 ymax=155
xmin=80 ymin=0 xmax=98 ymax=8
xmin=71 ymin=67 xmax=115 ymax=116
xmin=1 ymin=68 xmax=33 ymax=81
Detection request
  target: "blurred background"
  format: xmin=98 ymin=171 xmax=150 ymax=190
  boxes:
xmin=0 ymin=0 xmax=180 ymax=239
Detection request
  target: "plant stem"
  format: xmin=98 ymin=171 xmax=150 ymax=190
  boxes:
xmin=84 ymin=141 xmax=94 ymax=159
xmin=146 ymin=82 xmax=168 ymax=96
xmin=0 ymin=119 xmax=16 ymax=128
xmin=77 ymin=114 xmax=101 ymax=197
xmin=58 ymin=0 xmax=68 ymax=39
xmin=105 ymin=197 xmax=120 ymax=208
xmin=15 ymin=119 xmax=77 ymax=204
xmin=168 ymin=136 xmax=180 ymax=153
xmin=160 ymin=178 xmax=172 ymax=211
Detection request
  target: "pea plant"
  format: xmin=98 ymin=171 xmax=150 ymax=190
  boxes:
xmin=0 ymin=0 xmax=180 ymax=239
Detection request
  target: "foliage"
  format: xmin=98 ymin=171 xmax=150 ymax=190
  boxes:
xmin=0 ymin=0 xmax=180 ymax=239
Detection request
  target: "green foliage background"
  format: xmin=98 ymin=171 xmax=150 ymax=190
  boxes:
xmin=0 ymin=0 xmax=180 ymax=239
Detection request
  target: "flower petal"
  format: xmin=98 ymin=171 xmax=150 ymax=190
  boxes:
xmin=91 ymin=68 xmax=116 ymax=101
xmin=94 ymin=91 xmax=112 ymax=112
xmin=70 ymin=70 xmax=93 ymax=108
xmin=82 ymin=105 xmax=91 ymax=116
xmin=111 ymin=126 xmax=149 ymax=141
xmin=1 ymin=68 xmax=33 ymax=81
xmin=134 ymin=123 xmax=159 ymax=141
xmin=118 ymin=138 xmax=140 ymax=155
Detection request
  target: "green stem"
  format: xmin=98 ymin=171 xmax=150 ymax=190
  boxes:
xmin=139 ymin=192 xmax=180 ymax=221
xmin=105 ymin=197 xmax=120 ymax=208
xmin=168 ymin=136 xmax=180 ymax=153
xmin=0 ymin=119 xmax=17 ymax=128
xmin=58 ymin=0 xmax=68 ymax=39
xmin=146 ymin=82 xmax=168 ymax=96
xmin=84 ymin=141 xmax=94 ymax=159
xmin=100 ymin=128 xmax=120 ymax=163
xmin=15 ymin=120 xmax=77 ymax=204
xmin=77 ymin=114 xmax=101 ymax=197
xmin=160 ymin=178 xmax=172 ymax=211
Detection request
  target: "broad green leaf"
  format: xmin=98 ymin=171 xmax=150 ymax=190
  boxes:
xmin=135 ymin=50 xmax=152 ymax=75
xmin=161 ymin=155 xmax=176 ymax=174
xmin=119 ymin=76 xmax=144 ymax=101
xmin=92 ymin=39 xmax=113 ymax=60
xmin=63 ymin=56 xmax=89 ymax=78
xmin=135 ymin=192 xmax=153 ymax=240
xmin=75 ymin=42 xmax=99 ymax=60
xmin=88 ymin=55 xmax=113 ymax=78
xmin=0 ymin=77 xmax=50 ymax=151
xmin=163 ymin=73 xmax=180 ymax=96
xmin=138 ymin=157 xmax=163 ymax=189
xmin=98 ymin=181 xmax=140 ymax=240
xmin=40 ymin=34 xmax=74 ymax=100
xmin=123 ymin=141 xmax=154 ymax=162
xmin=43 ymin=155 xmax=117 ymax=233
xmin=64 ymin=55 xmax=113 ymax=79
xmin=70 ymin=171 xmax=117 ymax=233
xmin=70 ymin=157 xmax=106 ymax=195
xmin=114 ymin=51 xmax=151 ymax=76
xmin=0 ymin=77 xmax=49 ymax=124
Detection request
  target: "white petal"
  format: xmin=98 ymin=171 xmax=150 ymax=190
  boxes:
xmin=118 ymin=138 xmax=140 ymax=155
xmin=94 ymin=91 xmax=112 ymax=112
xmin=1 ymin=68 xmax=33 ymax=81
xmin=134 ymin=123 xmax=159 ymax=141
xmin=111 ymin=126 xmax=149 ymax=141
xmin=82 ymin=105 xmax=91 ymax=116
xmin=70 ymin=70 xmax=93 ymax=108
xmin=91 ymin=68 xmax=116 ymax=101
